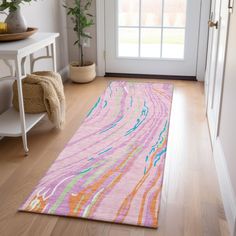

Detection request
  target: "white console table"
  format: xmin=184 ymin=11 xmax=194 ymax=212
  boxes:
xmin=0 ymin=32 xmax=59 ymax=155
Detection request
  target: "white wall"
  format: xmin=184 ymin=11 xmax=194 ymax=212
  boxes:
xmin=219 ymin=9 xmax=236 ymax=204
xmin=0 ymin=0 xmax=69 ymax=114
xmin=214 ymin=8 xmax=236 ymax=236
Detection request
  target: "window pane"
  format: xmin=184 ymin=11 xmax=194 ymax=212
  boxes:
xmin=141 ymin=28 xmax=161 ymax=58
xmin=163 ymin=0 xmax=187 ymax=27
xmin=162 ymin=29 xmax=185 ymax=58
xmin=118 ymin=28 xmax=139 ymax=57
xmin=141 ymin=0 xmax=162 ymax=27
xmin=118 ymin=0 xmax=140 ymax=26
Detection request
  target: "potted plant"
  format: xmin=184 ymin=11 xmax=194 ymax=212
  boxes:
xmin=0 ymin=0 xmax=37 ymax=33
xmin=64 ymin=0 xmax=96 ymax=83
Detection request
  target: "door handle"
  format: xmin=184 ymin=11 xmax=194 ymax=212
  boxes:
xmin=208 ymin=20 xmax=218 ymax=29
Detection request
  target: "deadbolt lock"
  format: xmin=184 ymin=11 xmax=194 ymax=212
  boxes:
xmin=208 ymin=20 xmax=218 ymax=29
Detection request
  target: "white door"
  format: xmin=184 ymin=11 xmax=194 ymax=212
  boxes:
xmin=205 ymin=0 xmax=230 ymax=141
xmin=105 ymin=0 xmax=202 ymax=76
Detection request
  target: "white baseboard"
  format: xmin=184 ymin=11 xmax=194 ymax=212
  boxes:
xmin=213 ymin=138 xmax=236 ymax=235
xmin=59 ymin=66 xmax=69 ymax=83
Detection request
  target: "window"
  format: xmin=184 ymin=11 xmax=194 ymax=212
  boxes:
xmin=118 ymin=0 xmax=187 ymax=59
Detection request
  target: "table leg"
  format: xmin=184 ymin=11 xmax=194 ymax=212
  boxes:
xmin=30 ymin=54 xmax=34 ymax=73
xmin=15 ymin=58 xmax=29 ymax=155
xmin=51 ymin=42 xmax=57 ymax=72
xmin=21 ymin=57 xmax=27 ymax=77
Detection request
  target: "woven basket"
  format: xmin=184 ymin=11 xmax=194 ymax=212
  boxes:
xmin=12 ymin=79 xmax=46 ymax=113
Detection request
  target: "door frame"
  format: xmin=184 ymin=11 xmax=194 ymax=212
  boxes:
xmin=205 ymin=2 xmax=235 ymax=235
xmin=96 ymin=0 xmax=211 ymax=81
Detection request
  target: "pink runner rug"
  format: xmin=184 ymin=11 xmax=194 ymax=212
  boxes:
xmin=19 ymin=81 xmax=173 ymax=228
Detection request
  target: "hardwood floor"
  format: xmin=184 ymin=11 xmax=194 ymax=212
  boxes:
xmin=0 ymin=77 xmax=229 ymax=236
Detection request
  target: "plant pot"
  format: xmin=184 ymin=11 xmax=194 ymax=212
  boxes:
xmin=69 ymin=62 xmax=96 ymax=83
xmin=5 ymin=8 xmax=27 ymax=33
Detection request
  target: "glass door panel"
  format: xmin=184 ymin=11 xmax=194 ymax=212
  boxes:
xmin=163 ymin=0 xmax=187 ymax=27
xmin=162 ymin=29 xmax=185 ymax=58
xmin=118 ymin=0 xmax=140 ymax=26
xmin=118 ymin=28 xmax=139 ymax=57
xmin=140 ymin=28 xmax=161 ymax=58
xmin=117 ymin=0 xmax=187 ymax=59
xmin=141 ymin=0 xmax=162 ymax=27
xmin=105 ymin=0 xmax=202 ymax=76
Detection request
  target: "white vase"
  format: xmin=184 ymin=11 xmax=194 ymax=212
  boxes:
xmin=5 ymin=8 xmax=27 ymax=33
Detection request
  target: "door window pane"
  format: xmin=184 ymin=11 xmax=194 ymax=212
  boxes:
xmin=118 ymin=0 xmax=140 ymax=26
xmin=118 ymin=28 xmax=139 ymax=57
xmin=141 ymin=28 xmax=161 ymax=58
xmin=162 ymin=29 xmax=185 ymax=58
xmin=117 ymin=0 xmax=187 ymax=59
xmin=163 ymin=0 xmax=187 ymax=27
xmin=141 ymin=0 xmax=162 ymax=27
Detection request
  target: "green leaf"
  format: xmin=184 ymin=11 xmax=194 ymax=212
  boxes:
xmin=63 ymin=0 xmax=94 ymax=63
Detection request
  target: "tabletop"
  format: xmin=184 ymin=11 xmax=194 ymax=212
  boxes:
xmin=0 ymin=33 xmax=59 ymax=56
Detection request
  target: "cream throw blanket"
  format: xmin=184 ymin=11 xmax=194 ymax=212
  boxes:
xmin=13 ymin=71 xmax=66 ymax=129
